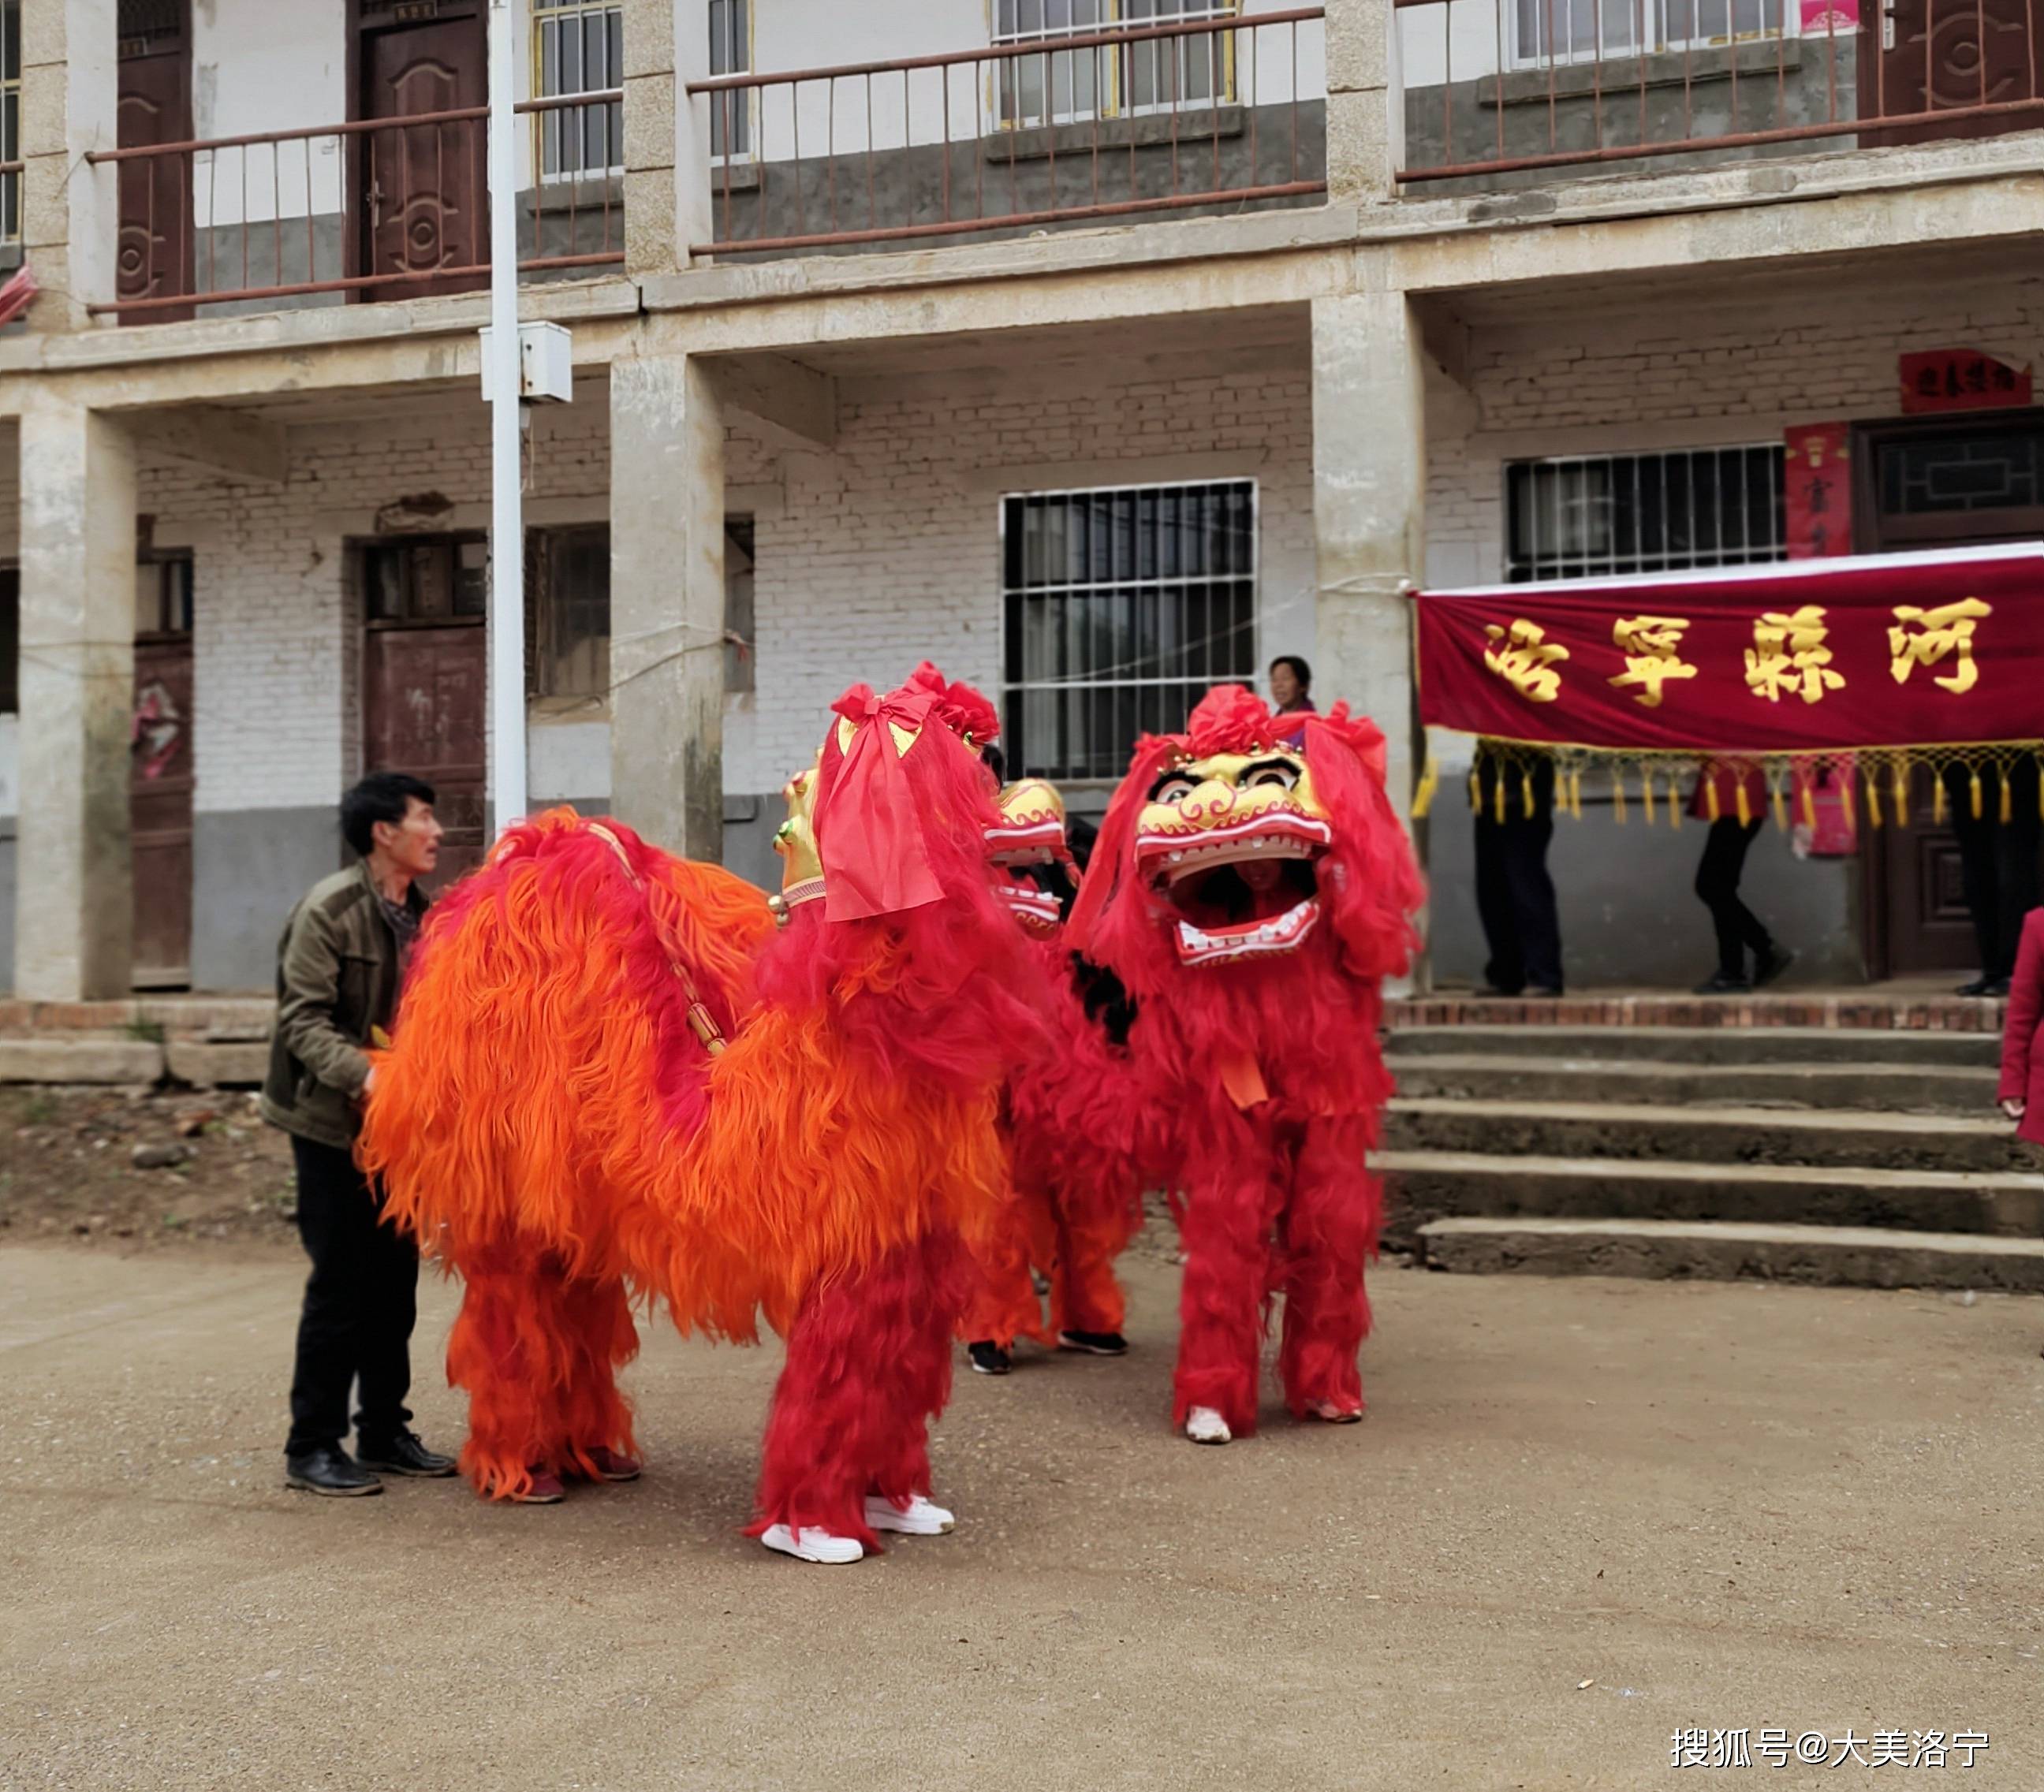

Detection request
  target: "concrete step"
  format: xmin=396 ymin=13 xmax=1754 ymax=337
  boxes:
xmin=1416 ymin=1216 xmax=2044 ymax=1292
xmin=1386 ymin=1097 xmax=2033 ymax=1174
xmin=164 ymin=1040 xmax=269 ymax=1089
xmin=1388 ymin=1052 xmax=1999 ymax=1115
xmin=1378 ymin=1149 xmax=2044 ymax=1244
xmin=1388 ymin=1025 xmax=2001 ymax=1067
xmin=0 ymin=1035 xmax=166 ymax=1084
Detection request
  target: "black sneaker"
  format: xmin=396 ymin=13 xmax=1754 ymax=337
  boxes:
xmin=356 ymin=1429 xmax=457 ymax=1478
xmin=285 ymin=1446 xmax=383 ymax=1498
xmin=1957 ymin=975 xmax=1997 ymax=997
xmin=1753 ymin=944 xmax=1797 ymax=989
xmin=1057 ymin=1329 xmax=1128 ymax=1357
xmin=1693 ymin=972 xmax=1751 ymax=995
xmin=967 ymin=1341 xmax=1011 ymax=1376
xmin=1981 ymin=977 xmax=2012 ymax=998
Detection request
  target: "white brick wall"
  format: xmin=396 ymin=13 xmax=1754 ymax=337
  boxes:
xmin=1426 ymin=276 xmax=2044 ymax=589
xmin=731 ymin=367 xmax=1316 ymax=791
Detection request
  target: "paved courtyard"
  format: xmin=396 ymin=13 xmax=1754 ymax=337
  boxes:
xmin=2 ymin=1242 xmax=2039 ymax=1790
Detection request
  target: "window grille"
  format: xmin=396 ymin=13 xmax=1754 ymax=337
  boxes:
xmin=1 ymin=2 xmax=18 ymax=247
xmin=528 ymin=525 xmax=612 ymax=701
xmin=535 ymin=0 xmax=624 ymax=178
xmin=708 ymin=0 xmax=752 ymax=161
xmin=1877 ymin=424 xmax=2044 ymax=516
xmin=994 ymin=0 xmax=1239 ymax=129
xmin=1512 ymin=0 xmax=1786 ymax=68
xmin=1001 ymin=479 xmax=1258 ymax=781
xmin=1505 ymin=447 xmax=1786 ymax=583
xmin=0 ymin=566 xmax=16 ymax=712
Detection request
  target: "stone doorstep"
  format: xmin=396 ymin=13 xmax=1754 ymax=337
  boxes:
xmin=1389 ymin=994 xmax=2008 ymax=1032
xmin=0 ymin=1034 xmax=269 ymax=1089
xmin=1416 ymin=1215 xmax=2044 ymax=1293
xmin=1386 ymin=1025 xmax=2001 ymax=1067
xmin=0 ymin=997 xmax=275 ymax=1037
xmin=1388 ymin=1052 xmax=2000 ymax=1115
xmin=1378 ymin=1149 xmax=2044 ymax=1244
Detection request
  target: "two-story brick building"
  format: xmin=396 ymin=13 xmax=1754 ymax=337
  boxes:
xmin=0 ymin=0 xmax=2038 ymax=996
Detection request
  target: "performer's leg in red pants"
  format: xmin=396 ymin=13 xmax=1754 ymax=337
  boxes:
xmin=1049 ymin=1196 xmax=1130 ymax=1338
xmin=1171 ymin=1149 xmax=1280 ymax=1437
xmin=1277 ymin=1113 xmax=1379 ymax=1421
xmin=447 ymin=1249 xmax=640 ymax=1500
xmin=961 ymin=1183 xmax=1048 ymax=1349
xmin=751 ymin=1226 xmax=965 ymax=1550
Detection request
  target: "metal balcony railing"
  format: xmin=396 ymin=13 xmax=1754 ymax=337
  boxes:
xmin=685 ymin=8 xmax=1327 ymax=257
xmin=80 ymin=91 xmax=623 ymax=321
xmin=1397 ymin=0 xmax=2044 ymax=182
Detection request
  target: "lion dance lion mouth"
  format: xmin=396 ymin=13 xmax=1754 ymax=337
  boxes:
xmin=1133 ymin=750 xmax=1332 ymax=967
xmin=986 ymin=776 xmax=1072 ymax=936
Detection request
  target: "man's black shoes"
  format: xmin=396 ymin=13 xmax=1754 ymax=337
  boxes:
xmin=356 ymin=1429 xmax=458 ymax=1477
xmin=967 ymin=1340 xmax=1012 ymax=1376
xmin=1057 ymin=1329 xmax=1129 ymax=1357
xmin=285 ymin=1446 xmax=383 ymax=1497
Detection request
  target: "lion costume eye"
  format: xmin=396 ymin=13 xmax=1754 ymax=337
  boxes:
xmin=1242 ymin=758 xmax=1300 ymax=792
xmin=1148 ymin=772 xmax=1197 ymax=804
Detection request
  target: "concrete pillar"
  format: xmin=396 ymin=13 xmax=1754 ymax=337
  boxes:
xmin=609 ymin=356 xmax=725 ymax=860
xmin=17 ymin=397 xmax=137 ymax=1000
xmin=1324 ymin=0 xmax=1404 ymax=202
xmin=621 ymin=0 xmax=682 ymax=274
xmin=1311 ymin=289 xmax=1424 ymax=821
xmin=21 ymin=0 xmax=121 ymax=330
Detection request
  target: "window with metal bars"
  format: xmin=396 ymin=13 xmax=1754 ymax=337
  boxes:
xmin=1 ymin=2 xmax=18 ymax=248
xmin=993 ymin=0 xmax=1239 ymax=129
xmin=1001 ymin=480 xmax=1258 ymax=782
xmin=708 ymin=0 xmax=752 ymax=161
xmin=535 ymin=0 xmax=624 ymax=179
xmin=1505 ymin=447 xmax=1786 ymax=583
xmin=1512 ymin=0 xmax=1787 ymax=67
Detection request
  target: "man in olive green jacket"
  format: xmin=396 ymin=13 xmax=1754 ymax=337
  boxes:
xmin=263 ymin=772 xmax=457 ymax=1497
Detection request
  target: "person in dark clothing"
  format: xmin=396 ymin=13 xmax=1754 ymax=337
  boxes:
xmin=1690 ymin=760 xmax=1795 ymax=996
xmin=1473 ymin=747 xmax=1563 ymax=997
xmin=1943 ymin=758 xmax=2042 ymax=997
xmin=260 ymin=772 xmax=457 ymax=1497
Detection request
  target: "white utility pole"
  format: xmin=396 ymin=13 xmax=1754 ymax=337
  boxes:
xmin=484 ymin=0 xmax=528 ymax=830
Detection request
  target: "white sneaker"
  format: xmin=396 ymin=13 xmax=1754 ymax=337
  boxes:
xmin=759 ymin=1522 xmax=864 ymax=1565
xmin=865 ymin=1494 xmax=956 ymax=1536
xmin=1307 ymin=1399 xmax=1363 ymax=1425
xmin=1184 ymin=1406 xmax=1232 ymax=1445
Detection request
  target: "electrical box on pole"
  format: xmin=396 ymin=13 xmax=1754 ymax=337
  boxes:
xmin=479 ymin=322 xmax=576 ymax=405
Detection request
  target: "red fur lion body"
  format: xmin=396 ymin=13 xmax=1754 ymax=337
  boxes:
xmin=1069 ymin=685 xmax=1423 ymax=1436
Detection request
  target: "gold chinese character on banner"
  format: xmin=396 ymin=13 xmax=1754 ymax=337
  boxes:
xmin=1483 ymin=619 xmax=1569 ymax=703
xmin=1889 ymin=596 xmax=1991 ymax=695
xmin=1744 ymin=605 xmax=1844 ymax=705
xmin=1609 ymin=615 xmax=1699 ymax=708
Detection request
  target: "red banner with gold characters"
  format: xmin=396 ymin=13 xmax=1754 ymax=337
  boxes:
xmin=1414 ymin=545 xmax=2044 ymax=755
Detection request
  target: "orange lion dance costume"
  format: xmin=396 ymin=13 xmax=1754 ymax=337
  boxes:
xmin=1069 ymin=685 xmax=1423 ymax=1444
xmin=964 ymin=773 xmax=1147 ymax=1369
xmin=360 ymin=668 xmax=1041 ymax=1563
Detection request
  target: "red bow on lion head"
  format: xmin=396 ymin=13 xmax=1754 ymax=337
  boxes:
xmin=808 ymin=665 xmax=1002 ymax=924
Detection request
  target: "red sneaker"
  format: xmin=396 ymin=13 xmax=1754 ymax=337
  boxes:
xmin=581 ymin=1446 xmax=642 ymax=1483
xmin=509 ymin=1469 xmax=566 ymax=1504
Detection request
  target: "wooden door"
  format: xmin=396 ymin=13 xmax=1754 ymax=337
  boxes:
xmin=132 ymin=558 xmax=195 ymax=986
xmin=1856 ymin=415 xmax=2044 ymax=976
xmin=1860 ymin=0 xmax=2038 ymax=147
xmin=363 ymin=624 xmax=488 ymax=893
xmin=1867 ymin=765 xmax=1975 ymax=975
xmin=116 ymin=1 xmax=194 ymax=324
xmin=357 ymin=7 xmax=489 ymax=300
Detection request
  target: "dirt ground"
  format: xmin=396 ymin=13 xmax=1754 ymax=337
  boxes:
xmin=0 ymin=1087 xmax=297 ymax=1249
xmin=2 ymin=1236 xmax=2040 ymax=1791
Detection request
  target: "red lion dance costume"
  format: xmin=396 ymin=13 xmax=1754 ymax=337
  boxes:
xmin=360 ymin=669 xmax=1040 ymax=1564
xmin=1069 ymin=686 xmax=1422 ymax=1444
xmin=966 ymin=777 xmax=1146 ymax=1368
